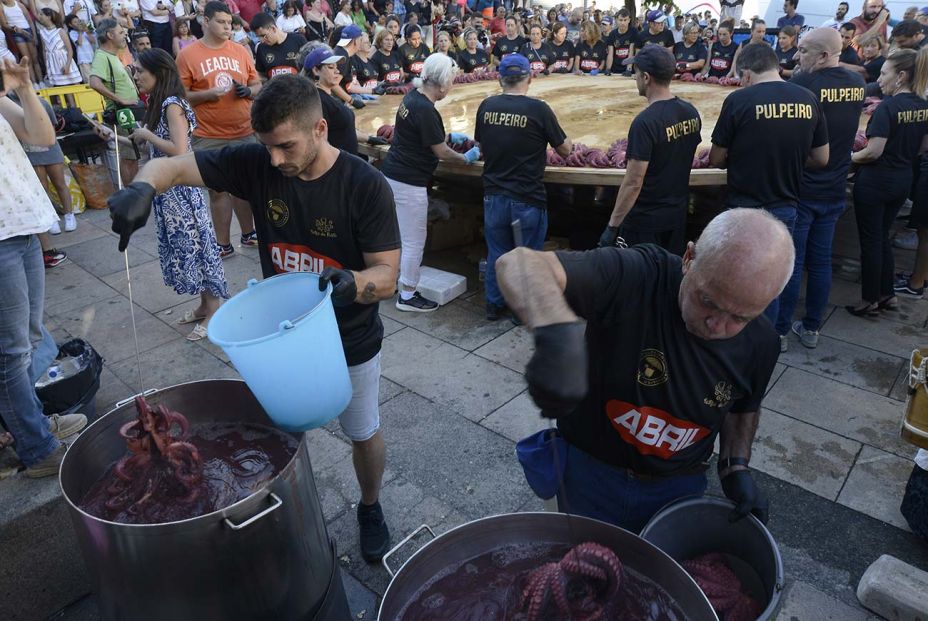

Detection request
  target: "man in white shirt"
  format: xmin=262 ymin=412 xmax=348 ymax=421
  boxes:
xmin=671 ymin=14 xmax=684 ymax=43
xmin=64 ymin=0 xmax=98 ymax=28
xmin=0 ymin=58 xmax=87 ymax=478
xmin=821 ymin=1 xmax=849 ymax=28
xmin=139 ymin=0 xmax=172 ymax=52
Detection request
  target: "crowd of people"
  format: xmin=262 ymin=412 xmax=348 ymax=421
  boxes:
xmin=3 ymin=0 xmax=928 ymax=566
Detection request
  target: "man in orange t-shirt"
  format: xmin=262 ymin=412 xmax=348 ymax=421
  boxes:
xmin=176 ymin=0 xmax=262 ymax=258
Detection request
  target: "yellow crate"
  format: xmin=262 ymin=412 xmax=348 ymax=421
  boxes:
xmin=36 ymin=84 xmax=106 ymax=121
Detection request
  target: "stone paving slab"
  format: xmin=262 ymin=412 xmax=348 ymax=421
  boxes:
xmin=767 ymin=362 xmax=787 ymax=395
xmin=479 ymin=391 xmax=547 ymax=443
xmin=381 ymin=328 xmax=525 ymax=422
xmin=765 ymin=367 xmax=915 ymax=459
xmin=837 ymin=445 xmax=915 ymax=531
xmin=822 ymin=309 xmax=925 ymax=358
xmin=777 ymin=334 xmax=905 ymax=396
xmin=472 ymin=325 xmax=533 ymax=374
xmin=751 ymin=408 xmax=861 ymax=500
xmin=47 ymin=220 xmax=111 ymax=250
xmin=43 ymin=263 xmax=121 ymax=317
xmin=775 ymin=580 xmax=878 ymax=621
xmin=62 ymin=234 xmax=157 ymax=279
xmin=379 ymin=298 xmax=513 ymax=352
xmin=107 ymin=338 xmax=239 ymax=394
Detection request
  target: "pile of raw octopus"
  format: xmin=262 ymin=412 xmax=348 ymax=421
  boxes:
xmin=384 ymin=69 xmax=506 ymax=95
xmin=675 ymin=74 xmax=742 ymax=86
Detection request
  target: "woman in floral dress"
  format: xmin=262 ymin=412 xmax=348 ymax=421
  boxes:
xmin=129 ymin=48 xmax=229 ymax=340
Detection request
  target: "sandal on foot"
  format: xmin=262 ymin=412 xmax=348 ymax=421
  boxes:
xmin=177 ymin=309 xmax=206 ymax=325
xmin=186 ymin=323 xmax=208 ymax=341
xmin=878 ymin=296 xmax=900 ymax=311
xmin=845 ymin=303 xmax=879 ymax=317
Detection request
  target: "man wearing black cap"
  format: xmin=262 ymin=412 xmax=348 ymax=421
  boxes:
xmin=709 ymin=42 xmax=829 ymax=324
xmin=599 ymin=45 xmax=701 ymax=255
xmin=474 ymin=53 xmax=572 ymax=321
xmin=636 ymin=10 xmax=675 ymax=49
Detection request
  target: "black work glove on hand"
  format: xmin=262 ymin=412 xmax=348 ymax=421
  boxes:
xmin=109 ymin=181 xmax=155 ymax=251
xmin=526 ymin=322 xmax=588 ymax=419
xmin=721 ymin=469 xmax=769 ymax=524
xmin=319 ymin=266 xmax=357 ymax=306
xmin=233 ymin=81 xmax=251 ymax=98
xmin=367 ymin=135 xmax=390 ymax=146
xmin=598 ymin=225 xmax=628 ymax=249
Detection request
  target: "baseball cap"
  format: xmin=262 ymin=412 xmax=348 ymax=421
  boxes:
xmin=337 ymin=24 xmax=363 ymax=46
xmin=919 ymin=5 xmax=928 ymax=14
xmin=498 ymin=53 xmax=530 ymax=77
xmin=622 ymin=44 xmax=675 ymax=80
xmin=601 ymin=15 xmax=614 ymax=25
xmin=646 ymin=9 xmax=666 ymax=22
xmin=303 ymin=47 xmax=343 ymax=71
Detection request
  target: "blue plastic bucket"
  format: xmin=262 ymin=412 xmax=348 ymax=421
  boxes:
xmin=207 ymin=272 xmax=352 ymax=431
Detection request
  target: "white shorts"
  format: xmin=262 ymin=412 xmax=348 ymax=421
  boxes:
xmin=338 ymin=352 xmax=381 ymax=442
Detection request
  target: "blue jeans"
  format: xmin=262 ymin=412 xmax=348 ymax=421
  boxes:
xmin=775 ymin=200 xmax=846 ymax=334
xmin=726 ymin=204 xmax=797 ymax=324
xmin=0 ymin=236 xmax=59 ymax=466
xmin=484 ymin=194 xmax=548 ymax=307
xmin=558 ymin=443 xmax=708 ymax=533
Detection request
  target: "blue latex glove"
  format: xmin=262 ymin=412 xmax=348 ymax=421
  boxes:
xmin=590 ymin=68 xmax=599 ymax=76
xmin=463 ymin=146 xmax=481 ymax=163
xmin=449 ymin=132 xmax=470 ymax=145
xmin=360 ymin=94 xmax=379 ymax=101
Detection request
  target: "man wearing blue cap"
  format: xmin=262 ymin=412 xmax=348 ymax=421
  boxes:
xmin=600 ymin=45 xmax=701 ymax=255
xmin=474 ymin=53 xmax=572 ymax=321
xmin=334 ymin=24 xmax=368 ymax=109
xmin=636 ymin=10 xmax=675 ymax=49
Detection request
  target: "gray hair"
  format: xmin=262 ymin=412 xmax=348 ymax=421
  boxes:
xmin=96 ymin=17 xmax=119 ymax=45
xmin=693 ymin=208 xmax=795 ymax=293
xmin=413 ymin=53 xmax=455 ymax=89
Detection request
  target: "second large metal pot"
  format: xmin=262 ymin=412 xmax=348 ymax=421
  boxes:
xmin=378 ymin=512 xmax=719 ymax=620
xmin=59 ymin=379 xmax=344 ymax=621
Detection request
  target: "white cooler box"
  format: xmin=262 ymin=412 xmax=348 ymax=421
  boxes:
xmin=416 ymin=267 xmax=467 ymax=306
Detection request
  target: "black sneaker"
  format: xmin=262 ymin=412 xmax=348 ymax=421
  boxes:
xmin=240 ymin=230 xmax=258 ymax=247
xmin=486 ymin=302 xmax=506 ymax=321
xmin=395 ymin=292 xmax=439 ymax=313
xmin=357 ymin=500 xmax=390 ymax=563
xmin=894 ymin=281 xmax=926 ymax=298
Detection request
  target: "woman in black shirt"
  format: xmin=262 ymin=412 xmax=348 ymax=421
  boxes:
xmin=672 ymin=23 xmax=707 ymax=75
xmin=457 ymin=27 xmax=489 ymax=72
xmin=704 ymin=22 xmax=737 ymax=78
xmin=350 ymin=31 xmax=381 ymax=92
xmin=848 ymin=47 xmax=928 ymax=316
xmin=399 ymin=24 xmax=430 ymax=78
xmin=548 ymin=22 xmax=574 ymax=73
xmin=491 ymin=16 xmax=527 ymax=62
xmin=380 ymin=54 xmax=479 ymax=311
xmin=574 ymin=20 xmax=606 ymax=73
xmin=776 ymin=25 xmax=798 ymax=78
xmin=521 ymin=24 xmax=553 ymax=73
xmin=304 ymin=0 xmax=335 ymax=41
xmin=860 ymin=38 xmax=885 ymax=83
xmin=435 ymin=30 xmax=457 ymax=63
xmin=372 ymin=28 xmax=405 ymax=83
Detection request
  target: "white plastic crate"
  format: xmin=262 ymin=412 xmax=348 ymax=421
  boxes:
xmin=416 ymin=266 xmax=467 ymax=306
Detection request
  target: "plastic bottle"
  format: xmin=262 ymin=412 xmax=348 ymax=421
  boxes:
xmin=34 ymin=354 xmax=86 ymax=389
xmin=478 ymin=258 xmax=487 ymax=282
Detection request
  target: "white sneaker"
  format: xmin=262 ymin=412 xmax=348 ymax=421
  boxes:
xmin=49 ymin=219 xmax=62 ymax=235
xmin=64 ymin=213 xmax=77 ymax=232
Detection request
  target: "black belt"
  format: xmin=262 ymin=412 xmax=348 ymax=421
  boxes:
xmin=617 ymin=461 xmax=710 ymax=481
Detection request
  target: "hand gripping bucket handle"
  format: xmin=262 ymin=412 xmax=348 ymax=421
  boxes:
xmin=208 ymin=272 xmax=352 ymax=432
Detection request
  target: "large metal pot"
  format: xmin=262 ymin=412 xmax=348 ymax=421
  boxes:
xmin=59 ymin=379 xmax=347 ymax=621
xmin=377 ymin=512 xmax=719 ymax=620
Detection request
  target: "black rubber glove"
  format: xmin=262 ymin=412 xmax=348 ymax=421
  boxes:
xmin=367 ymin=135 xmax=390 ymax=146
xmin=598 ymin=225 xmax=628 ymax=248
xmin=526 ymin=322 xmax=588 ymax=419
xmin=604 ymin=69 xmax=612 ymax=76
xmin=318 ymin=266 xmax=357 ymax=306
xmin=233 ymin=81 xmax=251 ymax=98
xmin=372 ymin=82 xmax=386 ymax=95
xmin=109 ymin=181 xmax=155 ymax=252
xmin=351 ymin=95 xmax=366 ymax=109
xmin=721 ymin=469 xmax=769 ymax=524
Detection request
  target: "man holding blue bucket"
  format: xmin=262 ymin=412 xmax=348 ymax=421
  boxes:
xmin=107 ymin=74 xmax=399 ymax=563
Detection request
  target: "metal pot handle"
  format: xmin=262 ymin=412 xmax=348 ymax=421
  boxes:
xmin=223 ymin=493 xmax=283 ymax=531
xmin=114 ymin=388 xmax=158 ymax=409
xmin=382 ymin=524 xmax=436 ymax=577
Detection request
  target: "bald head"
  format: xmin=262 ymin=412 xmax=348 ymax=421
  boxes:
xmin=799 ymin=27 xmax=842 ymax=71
xmin=679 ymin=209 xmax=795 ymax=340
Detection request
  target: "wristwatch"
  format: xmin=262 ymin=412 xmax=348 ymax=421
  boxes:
xmin=716 ymin=456 xmax=750 ymax=472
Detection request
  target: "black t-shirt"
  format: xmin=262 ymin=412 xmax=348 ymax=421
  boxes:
xmin=319 ymin=88 xmax=358 ymax=156
xmin=334 ymin=47 xmax=355 ymax=90
xmin=492 ymin=35 xmax=527 ymax=60
xmin=458 ymin=47 xmax=490 ymax=72
xmin=555 ymin=245 xmax=778 ymax=475
xmin=865 ymin=92 xmax=928 ymax=171
xmin=636 ymin=28 xmax=675 ymax=49
xmin=707 ymin=40 xmax=737 ymax=77
xmin=776 ymin=46 xmax=797 ymax=72
xmin=672 ymin=41 xmax=707 ymax=74
xmin=574 ymin=40 xmax=607 ymax=72
xmin=398 ymin=42 xmax=430 ymax=77
xmin=607 ymin=27 xmax=637 ymax=65
xmin=711 ymin=81 xmax=829 ymax=207
xmin=548 ymin=40 xmax=575 ymax=71
xmin=839 ymin=46 xmax=861 ymax=65
xmin=520 ymin=41 xmax=555 ymax=73
xmin=474 ymin=93 xmax=567 ymax=207
xmin=255 ymin=32 xmax=307 ymax=79
xmin=624 ymin=97 xmax=701 ymax=231
xmin=791 ymin=68 xmax=866 ymax=201
xmin=305 ymin=17 xmax=330 ymax=42
xmin=863 ymin=56 xmax=884 ymax=83
xmin=371 ymin=48 xmax=404 ymax=83
xmin=351 ymin=54 xmax=380 ymax=88
xmin=381 ymin=88 xmax=446 ymax=186
xmin=195 ymin=147 xmax=400 ymax=366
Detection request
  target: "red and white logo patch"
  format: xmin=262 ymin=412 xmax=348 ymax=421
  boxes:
xmin=269 ymin=242 xmax=342 ymax=274
xmin=605 ymin=400 xmax=710 ymax=459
